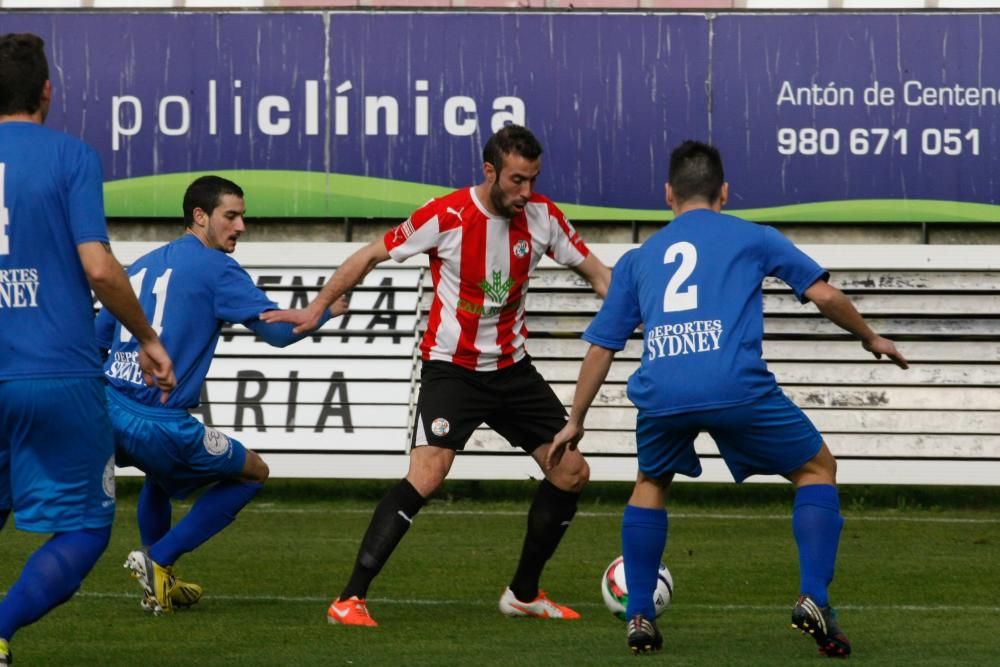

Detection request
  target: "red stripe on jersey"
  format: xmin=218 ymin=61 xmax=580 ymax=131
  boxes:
xmin=546 ymin=200 xmax=590 ymax=260
xmin=421 ymin=246 xmax=445 ymax=362
xmin=384 ymin=201 xmax=437 ymax=254
xmin=453 ymin=204 xmax=488 ymax=370
xmin=496 ymin=212 xmax=532 ymax=369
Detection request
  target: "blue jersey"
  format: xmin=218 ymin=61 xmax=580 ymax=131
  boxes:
xmin=0 ymin=122 xmax=109 ymax=380
xmin=584 ymin=209 xmax=827 ymax=416
xmin=95 ymin=234 xmax=277 ymax=409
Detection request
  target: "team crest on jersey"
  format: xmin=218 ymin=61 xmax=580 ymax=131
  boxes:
xmin=203 ymin=427 xmax=231 ymax=456
xmin=102 ymin=455 xmax=116 ymax=501
xmin=430 ymin=418 xmax=450 ymax=437
xmin=512 ymin=239 xmax=530 ymax=258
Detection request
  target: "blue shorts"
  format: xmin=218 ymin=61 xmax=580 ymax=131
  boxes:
xmin=636 ymin=387 xmax=823 ymax=483
xmin=107 ymin=388 xmax=248 ymax=499
xmin=0 ymin=377 xmax=116 ymax=532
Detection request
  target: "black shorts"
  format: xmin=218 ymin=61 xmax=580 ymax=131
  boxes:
xmin=412 ymin=357 xmax=567 ymax=453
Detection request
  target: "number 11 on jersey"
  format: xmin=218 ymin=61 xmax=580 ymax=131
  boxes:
xmin=121 ymin=267 xmax=173 ymax=341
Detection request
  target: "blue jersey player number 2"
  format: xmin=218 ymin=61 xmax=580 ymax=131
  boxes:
xmin=546 ymin=141 xmax=909 ymax=659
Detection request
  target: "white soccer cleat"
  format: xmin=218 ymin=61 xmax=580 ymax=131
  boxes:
xmin=124 ymin=549 xmax=173 ymax=615
xmin=498 ymin=587 xmax=580 ymax=620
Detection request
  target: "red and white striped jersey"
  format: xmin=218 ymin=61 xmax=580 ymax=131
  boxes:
xmin=384 ymin=187 xmax=590 ymax=371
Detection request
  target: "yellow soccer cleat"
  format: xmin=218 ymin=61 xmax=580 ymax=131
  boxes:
xmin=168 ymin=572 xmax=204 ymax=608
xmin=141 ymin=577 xmax=203 ymax=612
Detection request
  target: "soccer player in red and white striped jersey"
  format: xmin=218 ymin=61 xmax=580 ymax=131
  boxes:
xmin=264 ymin=125 xmax=610 ymax=627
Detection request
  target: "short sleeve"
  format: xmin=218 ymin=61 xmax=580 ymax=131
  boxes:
xmin=383 ymin=199 xmax=440 ymax=263
xmin=213 ymin=260 xmax=279 ymax=323
xmin=545 ymin=203 xmax=589 ymax=267
xmin=582 ymin=251 xmax=641 ymax=351
xmin=761 ymin=226 xmax=829 ymax=303
xmin=66 ymin=144 xmax=110 ymax=246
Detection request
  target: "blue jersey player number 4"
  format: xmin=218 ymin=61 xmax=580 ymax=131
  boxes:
xmin=0 ymin=32 xmax=175 ymax=666
xmin=1 ymin=163 xmax=9 ymax=256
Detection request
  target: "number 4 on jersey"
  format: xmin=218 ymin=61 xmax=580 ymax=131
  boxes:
xmin=663 ymin=241 xmax=698 ymax=312
xmin=1 ymin=163 xmax=10 ymax=255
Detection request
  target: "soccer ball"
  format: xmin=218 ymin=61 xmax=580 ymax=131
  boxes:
xmin=600 ymin=555 xmax=673 ymax=620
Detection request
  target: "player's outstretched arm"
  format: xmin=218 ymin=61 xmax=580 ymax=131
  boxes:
xmin=260 ymin=240 xmax=391 ymax=334
xmin=804 ymin=279 xmax=909 ymax=369
xmin=78 ymin=241 xmax=177 ymax=401
xmin=545 ymin=344 xmax=617 ymax=470
xmin=247 ymin=296 xmax=350 ymax=348
xmin=571 ymin=253 xmax=612 ymax=298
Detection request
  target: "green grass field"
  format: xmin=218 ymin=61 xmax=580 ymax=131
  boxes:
xmin=2 ymin=481 xmax=998 ymax=666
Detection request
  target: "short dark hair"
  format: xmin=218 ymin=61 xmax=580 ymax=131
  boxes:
xmin=182 ymin=176 xmax=244 ymax=226
xmin=482 ymin=124 xmax=543 ymax=174
xmin=668 ymin=140 xmax=725 ymax=205
xmin=0 ymin=33 xmax=48 ymax=116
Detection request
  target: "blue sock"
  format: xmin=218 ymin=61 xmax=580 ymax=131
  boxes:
xmin=792 ymin=484 xmax=844 ymax=607
xmin=149 ymin=481 xmax=262 ymax=566
xmin=0 ymin=527 xmax=110 ymax=640
xmin=137 ymin=480 xmax=172 ymax=547
xmin=622 ymin=504 xmax=668 ymax=619
xmin=136 ymin=477 xmax=173 ymax=547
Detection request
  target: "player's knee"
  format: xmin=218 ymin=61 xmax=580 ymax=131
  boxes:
xmin=406 ymin=445 xmax=454 ymax=496
xmin=406 ymin=466 xmax=447 ymax=497
xmin=242 ymin=450 xmax=270 ymax=484
xmin=570 ymin=462 xmax=590 ymax=493
xmin=255 ymin=458 xmax=270 ymax=483
xmin=556 ymin=454 xmax=590 ymax=493
xmin=815 ymin=443 xmax=838 ymax=479
xmin=791 ymin=443 xmax=838 ymax=486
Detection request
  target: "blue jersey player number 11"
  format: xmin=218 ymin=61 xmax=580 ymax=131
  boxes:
xmin=122 ymin=267 xmax=172 ymax=339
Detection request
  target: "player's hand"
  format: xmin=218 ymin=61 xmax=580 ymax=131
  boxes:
xmin=545 ymin=421 xmax=584 ymax=470
xmin=329 ymin=295 xmax=350 ymax=318
xmin=260 ymin=302 xmax=325 ymax=335
xmin=138 ymin=339 xmax=176 ymax=404
xmin=863 ymin=336 xmax=909 ymax=369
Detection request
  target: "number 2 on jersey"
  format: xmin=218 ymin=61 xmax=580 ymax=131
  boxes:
xmin=121 ymin=268 xmax=173 ymax=341
xmin=663 ymin=241 xmax=698 ymax=312
xmin=0 ymin=163 xmax=10 ymax=256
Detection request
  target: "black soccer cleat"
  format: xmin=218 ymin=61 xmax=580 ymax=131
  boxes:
xmin=791 ymin=595 xmax=852 ymax=658
xmin=626 ymin=613 xmax=663 ymax=655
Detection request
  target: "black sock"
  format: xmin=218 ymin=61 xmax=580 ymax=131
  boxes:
xmin=340 ymin=479 xmax=426 ymax=600
xmin=509 ymin=479 xmax=581 ymax=602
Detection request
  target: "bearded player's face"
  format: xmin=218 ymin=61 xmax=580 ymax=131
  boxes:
xmin=487 ymin=153 xmax=540 ymax=218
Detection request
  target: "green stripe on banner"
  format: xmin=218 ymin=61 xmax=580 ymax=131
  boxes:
xmin=104 ymin=171 xmax=1000 ymax=223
